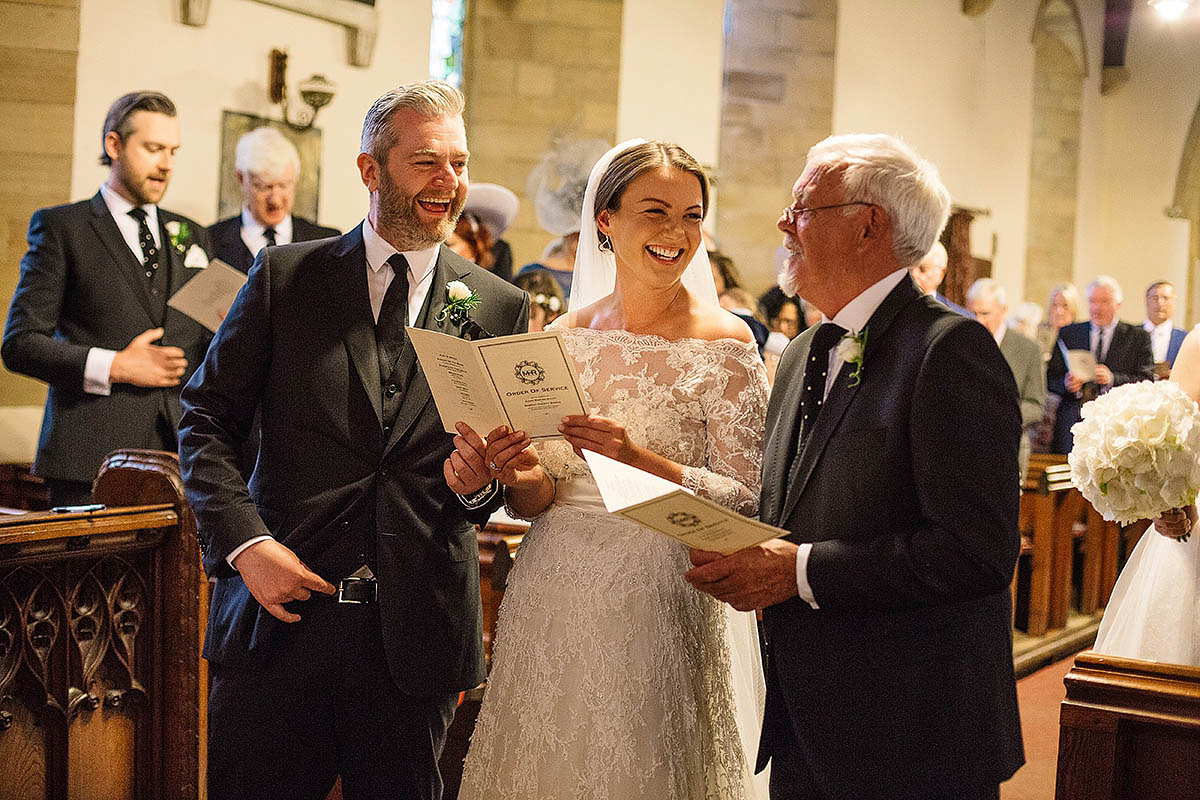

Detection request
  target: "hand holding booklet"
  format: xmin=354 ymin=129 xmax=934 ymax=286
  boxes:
xmin=582 ymin=450 xmax=786 ymax=554
xmin=407 ymin=327 xmax=589 ymax=439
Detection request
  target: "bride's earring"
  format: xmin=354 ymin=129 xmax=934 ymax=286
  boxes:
xmin=598 ymin=232 xmax=613 ymax=252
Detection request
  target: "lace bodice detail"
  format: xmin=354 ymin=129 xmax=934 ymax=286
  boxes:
xmin=537 ymin=328 xmax=768 ymax=515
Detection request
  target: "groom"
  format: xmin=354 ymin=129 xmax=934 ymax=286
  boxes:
xmin=687 ymin=134 xmax=1024 ymax=799
xmin=178 ymin=81 xmax=528 ymax=798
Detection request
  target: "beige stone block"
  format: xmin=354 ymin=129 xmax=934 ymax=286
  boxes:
xmin=529 ymin=24 xmax=577 ymax=64
xmin=548 ymin=0 xmax=622 ymax=30
xmin=0 ymin=47 xmax=76 ymax=104
xmin=781 ymin=15 xmax=837 ymax=54
xmin=0 ymin=152 xmax=68 ymax=196
xmin=477 ymin=17 xmax=535 ymax=58
xmin=512 ymin=0 xmax=551 ymax=23
xmin=580 ymin=100 xmax=617 ymax=133
xmin=0 ymin=2 xmax=80 ymax=52
xmin=516 ymin=62 xmax=557 ymax=98
xmin=725 ymin=70 xmax=787 ymax=103
xmin=557 ymin=65 xmax=619 ymax=101
xmin=0 ymin=101 xmax=72 ymax=156
xmin=729 ymin=8 xmax=780 ymax=49
xmin=468 ymin=57 xmax=518 ymax=98
xmin=587 ymin=29 xmax=621 ymax=69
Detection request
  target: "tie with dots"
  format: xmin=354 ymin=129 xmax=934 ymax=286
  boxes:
xmin=128 ymin=207 xmax=160 ymax=281
xmin=798 ymin=322 xmax=846 ymax=446
xmin=263 ymin=226 xmax=277 ymax=248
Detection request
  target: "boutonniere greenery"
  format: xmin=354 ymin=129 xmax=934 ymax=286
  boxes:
xmin=165 ymin=220 xmax=191 ymax=254
xmin=436 ymin=280 xmax=482 ymax=326
xmin=835 ymin=328 xmax=868 ymax=387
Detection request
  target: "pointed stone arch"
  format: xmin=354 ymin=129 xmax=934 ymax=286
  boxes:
xmin=1173 ymin=97 xmax=1200 ymax=324
xmin=1023 ymin=0 xmax=1088 ymax=309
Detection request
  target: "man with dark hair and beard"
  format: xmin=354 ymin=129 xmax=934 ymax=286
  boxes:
xmin=3 ymin=90 xmax=212 ymax=505
xmin=178 ymin=80 xmax=528 ymax=799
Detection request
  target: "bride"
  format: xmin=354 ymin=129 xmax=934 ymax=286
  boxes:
xmin=1092 ymin=326 xmax=1200 ymax=665
xmin=450 ymin=139 xmax=770 ymax=798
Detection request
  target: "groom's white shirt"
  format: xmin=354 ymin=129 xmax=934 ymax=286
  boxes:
xmin=794 ymin=266 xmax=908 ymax=608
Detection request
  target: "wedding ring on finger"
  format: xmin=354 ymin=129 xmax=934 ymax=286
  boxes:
xmin=489 ymin=460 xmax=500 ymax=472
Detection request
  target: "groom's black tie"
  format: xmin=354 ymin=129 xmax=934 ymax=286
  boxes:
xmin=376 ymin=253 xmax=410 ymax=383
xmin=798 ymin=322 xmax=846 ymax=446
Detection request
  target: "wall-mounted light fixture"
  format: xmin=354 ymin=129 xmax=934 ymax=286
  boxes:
xmin=1148 ymin=0 xmax=1192 ymax=20
xmin=268 ymin=49 xmax=335 ymax=132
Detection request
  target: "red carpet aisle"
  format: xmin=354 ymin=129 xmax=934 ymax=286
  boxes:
xmin=1002 ymin=654 xmax=1076 ymax=799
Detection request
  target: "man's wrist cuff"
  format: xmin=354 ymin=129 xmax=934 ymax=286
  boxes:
xmin=457 ymin=479 xmax=499 ymax=509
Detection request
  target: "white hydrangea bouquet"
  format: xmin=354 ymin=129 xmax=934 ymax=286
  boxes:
xmin=1068 ymin=381 xmax=1200 ymax=525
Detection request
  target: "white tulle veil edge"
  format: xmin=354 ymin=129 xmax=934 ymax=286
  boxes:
xmin=567 ymin=138 xmax=720 ymax=313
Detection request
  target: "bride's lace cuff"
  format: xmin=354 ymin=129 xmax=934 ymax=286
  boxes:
xmin=502 ymin=482 xmax=553 ymax=522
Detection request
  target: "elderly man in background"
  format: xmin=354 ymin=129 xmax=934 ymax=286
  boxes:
xmin=967 ymin=278 xmax=1045 ymax=482
xmin=688 ymin=133 xmax=1024 ymax=799
xmin=1047 ymin=276 xmax=1154 ymax=453
xmin=910 ymin=240 xmax=971 ymax=316
xmin=209 ymin=126 xmax=340 ymax=273
xmin=1143 ymin=280 xmax=1188 ymax=378
xmin=2 ymin=91 xmax=212 ymax=505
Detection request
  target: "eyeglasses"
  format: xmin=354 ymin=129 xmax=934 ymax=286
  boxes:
xmin=249 ymin=178 xmax=296 ymax=195
xmin=780 ymin=201 xmax=873 ymax=227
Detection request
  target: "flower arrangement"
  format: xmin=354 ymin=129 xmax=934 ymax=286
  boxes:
xmin=1068 ymin=381 xmax=1200 ymax=526
xmin=835 ymin=328 xmax=868 ymax=387
xmin=165 ymin=219 xmax=209 ymax=268
xmin=437 ymin=280 xmax=482 ymax=326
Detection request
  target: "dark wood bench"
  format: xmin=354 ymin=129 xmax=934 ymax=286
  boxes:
xmin=1018 ymin=453 xmax=1084 ymax=634
xmin=1057 ymin=651 xmax=1200 ymax=799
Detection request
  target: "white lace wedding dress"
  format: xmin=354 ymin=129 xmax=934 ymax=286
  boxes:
xmin=458 ymin=327 xmax=771 ymax=800
xmin=1093 ymin=521 xmax=1200 ymax=665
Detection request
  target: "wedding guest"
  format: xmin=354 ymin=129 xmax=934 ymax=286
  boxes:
xmin=1144 ymin=280 xmax=1188 ymax=378
xmin=179 ymin=80 xmax=528 ymax=799
xmin=910 ymin=240 xmax=971 ymax=316
xmin=1047 ymin=276 xmax=1155 ymax=453
xmin=455 ymin=139 xmax=770 ymax=799
xmin=710 ymin=249 xmax=769 ymax=353
xmin=2 ymin=91 xmax=212 ymax=505
xmin=512 ymin=269 xmax=564 ymax=332
xmin=759 ymin=286 xmax=802 ymax=340
xmin=967 ymin=278 xmax=1046 ymax=481
xmin=448 ymin=182 xmax=518 ymax=280
xmin=209 ymin=126 xmax=339 ymax=274
xmin=1036 ymin=283 xmax=1079 ymax=358
xmin=687 ymin=133 xmax=1024 ymax=799
xmin=516 ymin=138 xmax=611 ymax=300
xmin=1008 ymin=300 xmax=1043 ymax=341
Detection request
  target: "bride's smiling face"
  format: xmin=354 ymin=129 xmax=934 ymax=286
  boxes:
xmin=597 ymin=166 xmax=705 ymax=287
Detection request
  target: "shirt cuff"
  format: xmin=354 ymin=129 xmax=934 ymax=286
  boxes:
xmin=226 ymin=535 xmax=273 ymax=568
xmin=457 ymin=479 xmax=499 ymax=509
xmin=84 ymin=348 xmax=116 ymax=395
xmin=795 ymin=542 xmax=819 ymax=609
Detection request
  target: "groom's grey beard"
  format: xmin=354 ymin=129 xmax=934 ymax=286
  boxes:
xmin=376 ymin=169 xmax=465 ymax=250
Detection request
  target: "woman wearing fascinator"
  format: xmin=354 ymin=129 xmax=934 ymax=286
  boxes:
xmin=450 ymin=140 xmax=770 ymax=799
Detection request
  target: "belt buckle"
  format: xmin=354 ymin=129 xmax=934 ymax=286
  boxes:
xmin=336 ymin=576 xmax=377 ymax=604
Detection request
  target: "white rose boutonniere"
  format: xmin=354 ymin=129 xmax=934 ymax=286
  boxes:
xmin=835 ymin=328 xmax=868 ymax=387
xmin=166 ymin=219 xmax=192 ymax=253
xmin=184 ymin=243 xmax=209 ymax=269
xmin=437 ymin=280 xmax=482 ymax=325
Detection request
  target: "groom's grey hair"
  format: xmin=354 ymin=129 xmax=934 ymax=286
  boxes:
xmin=805 ymin=134 xmax=951 ymax=270
xmin=360 ymin=80 xmax=465 ymax=164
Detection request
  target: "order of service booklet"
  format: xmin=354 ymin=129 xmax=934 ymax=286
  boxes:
xmin=166 ymin=258 xmax=248 ymax=333
xmin=407 ymin=327 xmax=589 ymax=439
xmin=582 ymin=450 xmax=786 ymax=554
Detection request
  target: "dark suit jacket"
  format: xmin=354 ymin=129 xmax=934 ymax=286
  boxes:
xmin=999 ymin=327 xmax=1046 ymax=479
xmin=2 ymin=192 xmax=213 ymax=483
xmin=758 ymin=276 xmax=1024 ymax=795
xmin=178 ymin=224 xmax=528 ymax=694
xmin=1047 ymin=320 xmax=1154 ymax=453
xmin=209 ymin=213 xmax=340 ymax=273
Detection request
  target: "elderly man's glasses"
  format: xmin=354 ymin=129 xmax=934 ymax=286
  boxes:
xmin=781 ymin=201 xmax=873 ymax=226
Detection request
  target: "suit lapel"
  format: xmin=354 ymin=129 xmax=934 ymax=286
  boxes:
xmin=778 ymin=276 xmax=922 ymax=525
xmin=87 ymin=192 xmax=157 ymax=323
xmin=336 ymin=226 xmax=385 ymax=426
xmin=761 ymin=332 xmax=812 ymax=526
xmin=383 ymin=247 xmax=462 ymax=453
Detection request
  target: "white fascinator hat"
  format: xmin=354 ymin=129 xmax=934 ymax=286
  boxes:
xmin=463 ymin=183 xmax=519 ymax=239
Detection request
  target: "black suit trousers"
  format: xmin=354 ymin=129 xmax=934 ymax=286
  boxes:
xmin=206 ymin=599 xmax=458 ymax=800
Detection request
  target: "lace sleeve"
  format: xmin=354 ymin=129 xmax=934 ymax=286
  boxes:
xmin=680 ymin=347 xmax=769 ymax=517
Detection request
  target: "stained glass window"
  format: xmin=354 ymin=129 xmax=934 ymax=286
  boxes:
xmin=430 ymin=0 xmax=467 ymax=87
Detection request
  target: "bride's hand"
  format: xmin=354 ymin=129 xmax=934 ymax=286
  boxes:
xmin=483 ymin=426 xmax=542 ymax=487
xmin=1154 ymin=505 xmax=1198 ymax=541
xmin=559 ymin=414 xmax=641 ymax=464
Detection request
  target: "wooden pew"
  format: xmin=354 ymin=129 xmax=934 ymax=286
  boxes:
xmin=0 ymin=449 xmax=204 ymax=800
xmin=1019 ymin=454 xmax=1084 ymax=634
xmin=1056 ymin=651 xmax=1200 ymax=799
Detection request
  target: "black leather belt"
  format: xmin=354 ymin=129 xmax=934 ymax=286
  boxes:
xmin=335 ymin=576 xmax=377 ymax=604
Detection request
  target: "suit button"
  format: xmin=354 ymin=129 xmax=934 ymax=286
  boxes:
xmin=383 ymin=425 xmax=391 ymax=435
xmin=380 ymin=467 xmax=389 ymax=476
xmin=341 ymin=520 xmax=350 ymax=529
xmin=385 ymin=384 xmax=397 ymax=397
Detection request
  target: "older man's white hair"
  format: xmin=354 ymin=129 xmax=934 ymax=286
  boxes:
xmin=966 ymin=277 xmax=1007 ymax=308
xmin=235 ymin=127 xmax=301 ymax=182
xmin=1087 ymin=275 xmax=1124 ymax=304
xmin=805 ymin=133 xmax=952 ymax=270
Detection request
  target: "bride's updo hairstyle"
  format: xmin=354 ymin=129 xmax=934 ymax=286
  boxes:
xmin=591 ymin=141 xmax=710 ymax=224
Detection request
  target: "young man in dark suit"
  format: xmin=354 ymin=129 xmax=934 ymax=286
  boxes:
xmin=687 ymin=134 xmax=1024 ymax=799
xmin=3 ymin=91 xmax=212 ymax=505
xmin=179 ymin=81 xmax=527 ymax=800
xmin=208 ymin=126 xmax=340 ymax=273
xmin=1143 ymin=280 xmax=1188 ymax=377
xmin=1048 ymin=276 xmax=1154 ymax=453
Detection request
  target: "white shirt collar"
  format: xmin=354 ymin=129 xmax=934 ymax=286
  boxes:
xmin=362 ymin=217 xmax=440 ymax=280
xmin=1144 ymin=318 xmax=1173 ymax=335
xmin=994 ymin=324 xmax=1007 ymax=348
xmin=240 ymin=208 xmax=293 ymax=243
xmin=826 ymin=267 xmax=909 ymax=334
xmin=99 ymin=183 xmax=160 ymax=256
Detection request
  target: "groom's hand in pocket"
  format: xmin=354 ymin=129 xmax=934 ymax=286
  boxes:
xmin=685 ymin=540 xmax=800 ymax=612
xmin=233 ymin=539 xmax=336 ymax=622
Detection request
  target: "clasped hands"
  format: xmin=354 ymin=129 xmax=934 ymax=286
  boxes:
xmin=1155 ymin=505 xmax=1198 ymax=541
xmin=1065 ymin=365 xmax=1112 ymax=394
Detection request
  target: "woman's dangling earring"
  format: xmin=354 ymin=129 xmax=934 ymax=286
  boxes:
xmin=598 ymin=231 xmax=613 ymax=252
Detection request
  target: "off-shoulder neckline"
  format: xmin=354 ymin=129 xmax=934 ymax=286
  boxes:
xmin=554 ymin=325 xmax=758 ymax=351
